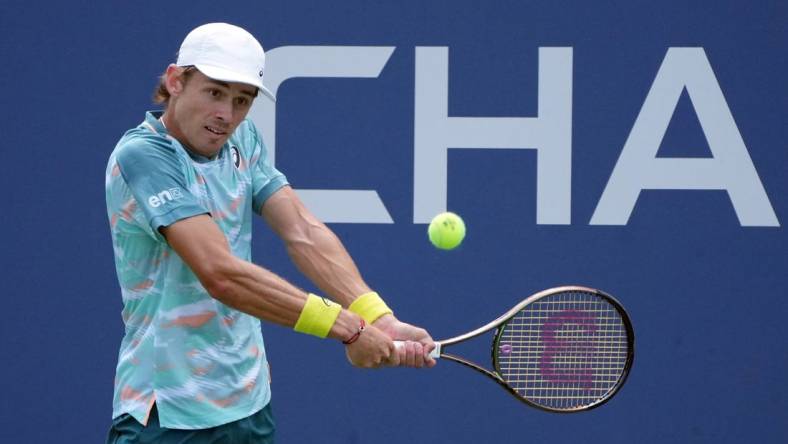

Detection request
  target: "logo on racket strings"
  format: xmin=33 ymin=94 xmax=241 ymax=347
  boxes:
xmin=538 ymin=310 xmax=598 ymax=389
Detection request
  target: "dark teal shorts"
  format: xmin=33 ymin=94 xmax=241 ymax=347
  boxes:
xmin=106 ymin=403 xmax=275 ymax=443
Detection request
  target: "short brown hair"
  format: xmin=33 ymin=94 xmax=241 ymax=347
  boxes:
xmin=152 ymin=66 xmax=198 ymax=106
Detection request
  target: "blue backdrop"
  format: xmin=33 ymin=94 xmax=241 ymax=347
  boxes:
xmin=2 ymin=1 xmax=786 ymax=443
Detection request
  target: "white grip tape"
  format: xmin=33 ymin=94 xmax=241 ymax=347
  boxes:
xmin=393 ymin=340 xmax=441 ymax=359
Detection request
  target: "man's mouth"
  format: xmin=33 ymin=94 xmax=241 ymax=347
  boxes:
xmin=205 ymin=125 xmax=227 ymax=136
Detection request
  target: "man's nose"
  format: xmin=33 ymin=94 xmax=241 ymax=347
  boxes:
xmin=213 ymin=100 xmax=233 ymax=122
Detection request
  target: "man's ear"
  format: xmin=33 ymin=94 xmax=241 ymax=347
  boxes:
xmin=164 ymin=64 xmax=186 ymax=97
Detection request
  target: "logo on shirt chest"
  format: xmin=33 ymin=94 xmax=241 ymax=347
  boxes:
xmin=148 ymin=187 xmax=184 ymax=208
xmin=230 ymin=146 xmax=241 ymax=169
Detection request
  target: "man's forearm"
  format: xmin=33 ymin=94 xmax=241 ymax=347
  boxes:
xmin=282 ymin=220 xmax=372 ymax=306
xmin=203 ymin=255 xmax=359 ymax=340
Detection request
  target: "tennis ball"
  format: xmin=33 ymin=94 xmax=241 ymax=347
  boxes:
xmin=428 ymin=212 xmax=466 ymax=250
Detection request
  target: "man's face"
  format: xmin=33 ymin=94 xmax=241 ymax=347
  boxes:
xmin=164 ymin=68 xmax=257 ymax=156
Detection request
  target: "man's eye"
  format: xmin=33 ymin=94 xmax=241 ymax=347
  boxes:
xmin=235 ymin=97 xmax=249 ymax=106
xmin=208 ymin=89 xmax=221 ymax=97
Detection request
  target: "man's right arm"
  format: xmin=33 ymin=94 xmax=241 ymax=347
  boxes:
xmin=160 ymin=214 xmax=398 ymax=368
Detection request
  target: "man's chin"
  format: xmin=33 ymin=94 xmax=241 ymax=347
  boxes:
xmin=186 ymin=141 xmax=223 ymax=157
xmin=199 ymin=135 xmax=229 ymax=152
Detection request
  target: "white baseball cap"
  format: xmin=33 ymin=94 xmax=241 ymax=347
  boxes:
xmin=176 ymin=23 xmax=275 ymax=101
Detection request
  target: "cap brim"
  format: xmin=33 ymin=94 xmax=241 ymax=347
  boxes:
xmin=194 ymin=64 xmax=276 ymax=102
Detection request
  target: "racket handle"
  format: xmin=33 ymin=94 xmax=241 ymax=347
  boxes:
xmin=393 ymin=341 xmax=441 ymax=359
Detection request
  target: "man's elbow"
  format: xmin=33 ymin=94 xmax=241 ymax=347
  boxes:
xmin=197 ymin=258 xmax=241 ymax=304
xmin=283 ymin=221 xmax=334 ymax=253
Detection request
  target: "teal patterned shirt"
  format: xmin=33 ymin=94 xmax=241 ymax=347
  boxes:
xmin=104 ymin=111 xmax=287 ymax=429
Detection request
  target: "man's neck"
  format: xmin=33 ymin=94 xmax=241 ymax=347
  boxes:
xmin=159 ymin=111 xmax=220 ymax=160
xmin=160 ymin=111 xmax=175 ymax=134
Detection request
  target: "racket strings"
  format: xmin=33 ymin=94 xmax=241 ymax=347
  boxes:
xmin=494 ymin=291 xmax=630 ymax=410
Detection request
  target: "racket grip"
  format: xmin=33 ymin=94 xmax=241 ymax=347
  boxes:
xmin=393 ymin=340 xmax=441 ymax=359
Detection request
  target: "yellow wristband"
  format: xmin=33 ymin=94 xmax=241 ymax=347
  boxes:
xmin=293 ymin=294 xmax=342 ymax=338
xmin=348 ymin=292 xmax=393 ymax=324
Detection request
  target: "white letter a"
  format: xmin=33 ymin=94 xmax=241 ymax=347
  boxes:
xmin=591 ymin=48 xmax=779 ymax=227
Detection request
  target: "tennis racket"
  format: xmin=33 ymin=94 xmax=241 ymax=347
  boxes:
xmin=396 ymin=286 xmax=634 ymax=412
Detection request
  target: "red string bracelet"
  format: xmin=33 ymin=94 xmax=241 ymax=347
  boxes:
xmin=342 ymin=319 xmax=366 ymax=345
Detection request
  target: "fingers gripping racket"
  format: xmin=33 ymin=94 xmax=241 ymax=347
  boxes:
xmin=397 ymin=286 xmax=634 ymax=412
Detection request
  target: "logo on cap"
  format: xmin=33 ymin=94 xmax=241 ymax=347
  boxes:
xmin=258 ymin=70 xmax=264 ymax=77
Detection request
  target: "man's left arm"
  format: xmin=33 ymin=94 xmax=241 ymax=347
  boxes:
xmin=260 ymin=186 xmax=435 ymax=367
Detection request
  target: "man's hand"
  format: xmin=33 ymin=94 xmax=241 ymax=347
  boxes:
xmin=373 ymin=314 xmax=436 ymax=368
xmin=344 ymin=323 xmax=400 ymax=368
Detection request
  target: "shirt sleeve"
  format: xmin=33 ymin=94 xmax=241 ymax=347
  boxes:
xmin=116 ymin=138 xmax=209 ymax=234
xmin=249 ymin=124 xmax=289 ymax=213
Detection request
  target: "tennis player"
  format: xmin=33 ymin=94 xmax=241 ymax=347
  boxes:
xmin=104 ymin=22 xmax=434 ymax=443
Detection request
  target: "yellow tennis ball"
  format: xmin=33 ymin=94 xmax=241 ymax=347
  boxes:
xmin=428 ymin=212 xmax=466 ymax=250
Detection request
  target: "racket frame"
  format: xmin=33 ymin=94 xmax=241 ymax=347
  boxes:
xmin=434 ymin=285 xmax=635 ymax=412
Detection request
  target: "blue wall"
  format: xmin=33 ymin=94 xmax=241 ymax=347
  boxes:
xmin=2 ymin=1 xmax=786 ymax=442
